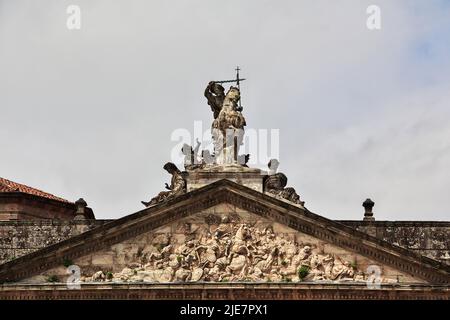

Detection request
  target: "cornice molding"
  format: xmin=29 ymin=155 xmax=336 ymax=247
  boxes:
xmin=0 ymin=283 xmax=448 ymax=300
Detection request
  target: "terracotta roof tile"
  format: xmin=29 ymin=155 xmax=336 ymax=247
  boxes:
xmin=0 ymin=177 xmax=71 ymax=203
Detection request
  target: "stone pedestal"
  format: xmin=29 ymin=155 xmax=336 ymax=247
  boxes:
xmin=185 ymin=164 xmax=265 ymax=192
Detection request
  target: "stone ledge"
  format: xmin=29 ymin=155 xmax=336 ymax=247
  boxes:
xmin=186 ymin=166 xmax=265 ymax=192
xmin=0 ymin=219 xmax=111 ymax=226
xmin=0 ymin=282 xmax=448 ymax=300
xmin=339 ymin=220 xmax=450 ymax=227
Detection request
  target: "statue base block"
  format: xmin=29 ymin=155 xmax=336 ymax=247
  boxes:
xmin=186 ymin=164 xmax=265 ymax=192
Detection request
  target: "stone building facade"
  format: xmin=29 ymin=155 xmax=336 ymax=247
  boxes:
xmin=0 ymin=80 xmax=448 ymax=300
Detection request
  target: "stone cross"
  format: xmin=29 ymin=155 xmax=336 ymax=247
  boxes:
xmin=214 ymin=66 xmax=246 ymax=110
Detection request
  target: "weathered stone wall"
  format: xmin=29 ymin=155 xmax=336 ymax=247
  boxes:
xmin=0 ymin=220 xmax=111 ymax=264
xmin=339 ymin=221 xmax=450 ymax=266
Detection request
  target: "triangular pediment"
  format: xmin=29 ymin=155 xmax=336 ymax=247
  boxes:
xmin=0 ymin=180 xmax=448 ymax=285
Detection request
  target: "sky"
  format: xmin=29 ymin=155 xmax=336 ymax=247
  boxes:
xmin=1 ymin=0 xmax=450 ymax=220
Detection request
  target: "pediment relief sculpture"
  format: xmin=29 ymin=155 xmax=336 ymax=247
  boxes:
xmin=80 ymin=216 xmax=395 ymax=284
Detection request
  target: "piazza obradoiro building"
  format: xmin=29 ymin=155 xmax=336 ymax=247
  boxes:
xmin=0 ymin=76 xmax=449 ymax=300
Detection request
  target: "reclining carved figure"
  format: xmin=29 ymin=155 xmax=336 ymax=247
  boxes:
xmin=263 ymin=159 xmax=305 ymax=206
xmin=141 ymin=162 xmax=186 ymax=207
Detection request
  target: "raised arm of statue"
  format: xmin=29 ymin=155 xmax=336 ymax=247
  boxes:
xmin=204 ymin=81 xmax=225 ymax=119
xmin=193 ymin=139 xmax=201 ymax=156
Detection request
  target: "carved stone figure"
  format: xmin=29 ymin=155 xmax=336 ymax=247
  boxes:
xmin=141 ymin=162 xmax=186 ymax=207
xmin=267 ymin=159 xmax=280 ymax=175
xmin=182 ymin=139 xmax=203 ymax=170
xmin=204 ymin=81 xmax=225 ymax=119
xmin=237 ymin=154 xmax=250 ymax=167
xmin=207 ymin=84 xmax=246 ymax=165
xmin=264 ymin=160 xmax=305 ymax=206
xmin=215 ymin=87 xmax=246 ymax=134
xmin=91 ymin=270 xmax=105 ymax=282
xmin=201 ymin=150 xmax=215 ymax=165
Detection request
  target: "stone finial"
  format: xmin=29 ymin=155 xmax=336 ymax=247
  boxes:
xmin=363 ymin=198 xmax=375 ymax=221
xmin=267 ymin=159 xmax=279 ymax=175
xmin=74 ymin=198 xmax=88 ymax=220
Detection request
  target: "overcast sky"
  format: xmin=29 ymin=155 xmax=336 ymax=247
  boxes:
xmin=1 ymin=0 xmax=450 ymax=220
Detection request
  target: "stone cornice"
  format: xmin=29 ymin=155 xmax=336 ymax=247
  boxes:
xmin=0 ymin=283 xmax=448 ymax=300
xmin=0 ymin=180 xmax=448 ymax=284
xmin=338 ymin=220 xmax=450 ymax=227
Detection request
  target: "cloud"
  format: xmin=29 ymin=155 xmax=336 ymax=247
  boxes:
xmin=0 ymin=0 xmax=449 ymax=220
xmin=294 ymin=83 xmax=450 ymax=220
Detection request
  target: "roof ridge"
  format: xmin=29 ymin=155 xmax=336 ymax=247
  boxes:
xmin=0 ymin=177 xmax=71 ymax=203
